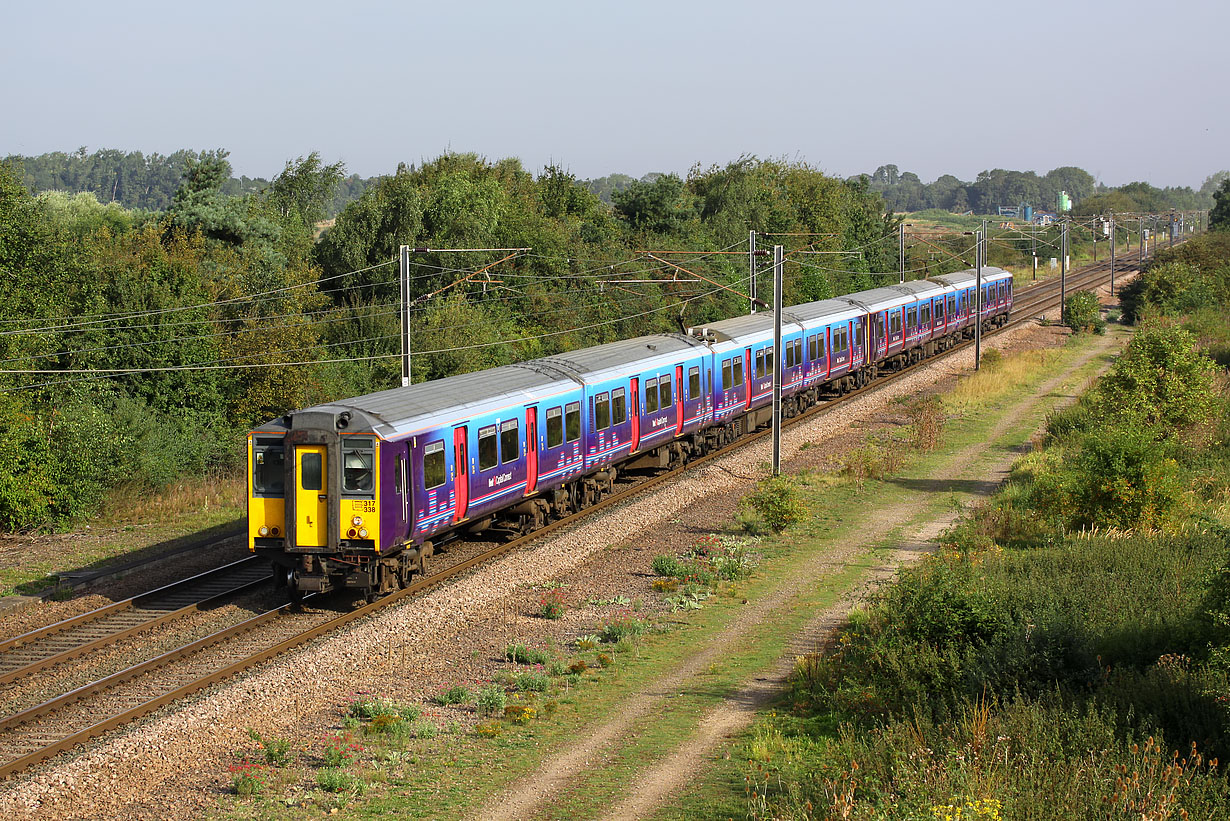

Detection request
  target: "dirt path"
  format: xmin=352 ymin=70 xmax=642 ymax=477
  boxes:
xmin=477 ymin=329 xmax=1125 ymax=821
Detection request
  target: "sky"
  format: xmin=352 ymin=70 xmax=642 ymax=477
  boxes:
xmin=4 ymin=0 xmax=1227 ymax=189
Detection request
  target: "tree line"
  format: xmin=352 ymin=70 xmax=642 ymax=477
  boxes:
xmin=867 ymin=163 xmax=1227 ymax=215
xmin=0 ymin=152 xmax=902 ymax=530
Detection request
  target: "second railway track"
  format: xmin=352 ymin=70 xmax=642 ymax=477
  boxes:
xmin=0 ymin=248 xmax=1155 ymax=781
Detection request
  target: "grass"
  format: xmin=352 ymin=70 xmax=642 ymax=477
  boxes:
xmin=2 ymin=473 xmax=246 ymax=597
xmin=218 ymin=331 xmax=1114 ymax=821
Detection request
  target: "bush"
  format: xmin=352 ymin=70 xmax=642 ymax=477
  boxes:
xmin=1063 ymin=290 xmax=1104 ymax=333
xmin=538 ymin=585 xmax=566 ymax=619
xmin=322 ymin=733 xmax=363 ymax=767
xmin=514 ymin=671 xmax=550 ymax=692
xmin=246 ymin=728 xmax=292 ymax=766
xmin=744 ymin=476 xmax=807 ymax=533
xmin=600 ymin=615 xmax=647 ymax=643
xmin=1093 ymin=324 xmax=1217 ymax=429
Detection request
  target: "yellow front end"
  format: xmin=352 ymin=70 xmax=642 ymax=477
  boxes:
xmin=248 ymin=434 xmax=287 ymax=550
xmin=340 ymin=439 xmax=380 ymax=550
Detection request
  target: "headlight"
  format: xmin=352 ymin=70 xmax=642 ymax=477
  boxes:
xmin=258 ymin=526 xmax=269 ymax=536
xmin=352 ymin=515 xmax=363 ymax=526
xmin=358 ymin=528 xmax=368 ymax=538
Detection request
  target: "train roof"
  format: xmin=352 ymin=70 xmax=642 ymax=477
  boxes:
xmin=840 ymin=285 xmax=915 ymax=313
xmin=534 ymin=333 xmax=706 ymax=381
xmin=931 ymin=267 xmax=1012 ymax=288
xmin=785 ymin=298 xmax=865 ymax=326
xmin=257 ymin=365 xmax=576 ymax=439
xmin=892 ymin=280 xmax=950 ymax=299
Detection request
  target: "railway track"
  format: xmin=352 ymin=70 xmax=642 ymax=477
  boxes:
xmin=0 ymin=245 xmax=1161 ymax=781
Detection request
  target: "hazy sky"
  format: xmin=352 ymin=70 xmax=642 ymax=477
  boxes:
xmin=4 ymin=0 xmax=1226 ymax=188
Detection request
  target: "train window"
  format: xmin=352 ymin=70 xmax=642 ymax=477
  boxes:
xmin=595 ymin=392 xmax=610 ymax=431
xmin=793 ymin=338 xmax=802 ymax=367
xmin=707 ymin=367 xmax=712 ymax=396
xmin=546 ymin=407 xmax=563 ymax=448
xmin=500 ymin=419 xmax=519 ymax=464
xmin=252 ymin=438 xmax=285 ymax=496
xmin=689 ymin=366 xmax=700 ymax=399
xmin=890 ymin=310 xmax=902 ymax=335
xmin=301 ymin=452 xmax=322 ymax=491
xmin=907 ymin=307 xmax=916 ymax=328
xmin=808 ymin=335 xmax=817 ymax=362
xmin=423 ymin=441 xmax=446 ymax=489
xmin=612 ymin=387 xmax=627 ymax=425
xmin=721 ymin=360 xmax=732 ymax=391
xmin=785 ymin=342 xmax=795 ymax=369
xmin=342 ymin=438 xmax=375 ymax=493
xmin=478 ymin=426 xmax=498 ymax=471
xmin=659 ymin=375 xmax=671 ymax=409
xmin=947 ymin=295 xmax=956 ymax=317
xmin=755 ymin=349 xmax=765 ymax=379
xmin=921 ymin=303 xmax=930 ymax=325
xmin=645 ymin=377 xmax=658 ymax=412
xmin=733 ymin=358 xmax=744 ymax=387
xmin=565 ymin=402 xmax=581 ymax=443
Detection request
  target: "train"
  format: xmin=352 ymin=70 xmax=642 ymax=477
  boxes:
xmin=248 ymin=267 xmax=1014 ymax=600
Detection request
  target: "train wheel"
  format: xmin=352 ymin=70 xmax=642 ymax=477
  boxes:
xmin=284 ymin=568 xmax=304 ymax=604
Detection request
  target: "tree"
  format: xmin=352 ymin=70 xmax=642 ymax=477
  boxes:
xmin=611 ymin=174 xmax=697 ymax=233
xmin=1211 ymin=177 xmax=1230 ymax=230
xmin=268 ymin=152 xmax=345 ymax=230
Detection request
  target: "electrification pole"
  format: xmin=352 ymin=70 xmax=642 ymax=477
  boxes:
xmin=399 ymin=245 xmax=412 ymax=387
xmin=1060 ymin=220 xmax=1068 ymax=324
xmin=1109 ymin=215 xmax=1116 ymax=296
xmin=771 ymin=245 xmax=784 ymax=477
xmin=975 ymin=228 xmax=983 ymax=371
xmin=749 ymin=230 xmax=757 ymax=314
xmin=1031 ymin=224 xmax=1037 ymax=280
xmin=898 ymin=221 xmax=906 ymax=283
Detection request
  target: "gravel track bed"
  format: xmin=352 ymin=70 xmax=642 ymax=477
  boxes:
xmin=0 ymin=317 xmax=1072 ymax=820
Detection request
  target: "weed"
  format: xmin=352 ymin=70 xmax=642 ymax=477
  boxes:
xmin=574 ymin=634 xmax=600 ymax=651
xmin=652 ymin=577 xmax=679 ymax=593
xmin=595 ymin=653 xmax=613 ymax=668
xmin=547 ymin=659 xmax=569 ymax=676
xmin=569 ymin=660 xmax=589 ymax=675
xmin=364 ymin=714 xmax=404 ymax=736
xmin=322 ymin=733 xmax=363 ymax=767
xmin=228 ymin=759 xmax=267 ymax=796
xmin=347 ymin=694 xmax=416 ymax=721
xmin=316 ymin=767 xmax=365 ymax=794
xmin=434 ymin=684 xmax=470 ymax=706
xmin=504 ymin=704 xmax=536 ymax=725
xmin=410 ymin=719 xmax=437 ymax=739
xmin=538 ymin=584 xmax=566 ymax=619
xmin=652 ymin=554 xmax=682 ymax=577
xmin=506 ymin=642 xmax=550 ymax=665
xmin=514 ymin=670 xmax=550 ymax=692
xmin=473 ymin=719 xmax=503 ymax=737
xmin=246 ymin=728 xmax=292 ymax=767
xmin=600 ymin=614 xmax=647 ymax=643
xmin=475 ymin=686 xmax=507 ymax=718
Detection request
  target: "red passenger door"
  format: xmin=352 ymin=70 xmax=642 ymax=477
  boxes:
xmin=452 ymin=426 xmax=468 ymax=523
xmin=629 ymin=377 xmax=640 ymax=452
xmin=525 ymin=408 xmax=538 ymax=494
xmin=743 ymin=347 xmax=753 ymax=410
xmin=674 ymin=365 xmax=685 ymax=434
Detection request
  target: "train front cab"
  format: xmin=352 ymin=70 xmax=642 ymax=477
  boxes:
xmin=248 ymin=417 xmax=396 ymax=600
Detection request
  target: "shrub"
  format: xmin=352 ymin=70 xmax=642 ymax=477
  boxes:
xmin=347 ymin=694 xmax=415 ymax=721
xmin=906 ymin=394 xmax=946 ymax=452
xmin=574 ymin=634 xmax=600 ymax=651
xmin=1093 ymin=324 xmax=1217 ymax=429
xmin=569 ymin=660 xmax=588 ymax=675
xmin=364 ymin=714 xmax=404 ymax=735
xmin=475 ymin=686 xmax=507 ymax=718
xmin=596 ymin=653 xmax=613 ymax=668
xmin=745 ymin=476 xmax=807 ymax=532
xmin=409 ymin=719 xmax=437 ymax=739
xmin=1063 ymin=290 xmax=1104 ymax=333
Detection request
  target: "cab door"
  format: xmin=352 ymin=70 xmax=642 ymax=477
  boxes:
xmin=526 ymin=408 xmax=539 ymax=494
xmin=629 ymin=377 xmax=641 ymax=452
xmin=296 ymin=445 xmax=328 ymax=548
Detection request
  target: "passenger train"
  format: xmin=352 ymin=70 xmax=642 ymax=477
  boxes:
xmin=248 ymin=267 xmax=1014 ymax=599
